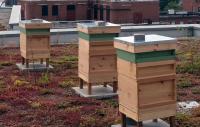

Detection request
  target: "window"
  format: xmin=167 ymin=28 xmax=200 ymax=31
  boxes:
xmin=100 ymin=5 xmax=104 ymax=20
xmin=93 ymin=5 xmax=98 ymax=19
xmin=66 ymin=5 xmax=76 ymax=21
xmin=52 ymin=5 xmax=58 ymax=16
xmin=106 ymin=6 xmax=110 ymax=21
xmin=67 ymin=5 xmax=75 ymax=11
xmin=42 ymin=5 xmax=48 ymax=16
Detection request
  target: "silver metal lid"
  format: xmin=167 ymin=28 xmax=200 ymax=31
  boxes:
xmin=134 ymin=33 xmax=145 ymax=42
xmin=95 ymin=21 xmax=106 ymax=26
xmin=31 ymin=19 xmax=43 ymax=23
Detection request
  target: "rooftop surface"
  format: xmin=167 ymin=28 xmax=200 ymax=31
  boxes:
xmin=19 ymin=0 xmax=158 ymax=2
xmin=0 ymin=40 xmax=199 ymax=126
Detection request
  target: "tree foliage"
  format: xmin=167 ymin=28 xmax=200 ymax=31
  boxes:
xmin=160 ymin=0 xmax=181 ymax=11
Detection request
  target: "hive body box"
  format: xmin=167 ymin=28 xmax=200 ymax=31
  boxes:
xmin=114 ymin=35 xmax=177 ymax=127
xmin=19 ymin=19 xmax=52 ymax=67
xmin=77 ymin=22 xmax=120 ymax=95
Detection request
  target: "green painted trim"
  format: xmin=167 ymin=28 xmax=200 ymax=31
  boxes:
xmin=117 ymin=49 xmax=176 ymax=63
xmin=20 ymin=28 xmax=50 ymax=35
xmin=79 ymin=32 xmax=118 ymax=41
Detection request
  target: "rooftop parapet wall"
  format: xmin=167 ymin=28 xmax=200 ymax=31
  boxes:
xmin=1 ymin=24 xmax=200 ymax=47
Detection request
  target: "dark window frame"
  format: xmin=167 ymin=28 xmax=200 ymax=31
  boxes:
xmin=67 ymin=5 xmax=76 ymax=11
xmin=93 ymin=4 xmax=98 ymax=19
xmin=52 ymin=5 xmax=59 ymax=16
xmin=106 ymin=6 xmax=110 ymax=21
xmin=100 ymin=5 xmax=104 ymax=20
xmin=42 ymin=5 xmax=48 ymax=16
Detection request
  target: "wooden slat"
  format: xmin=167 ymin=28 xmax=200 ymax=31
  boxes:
xmin=139 ymin=79 xmax=176 ymax=106
xmin=19 ymin=22 xmax=52 ymax=29
xmin=117 ymin=58 xmax=176 ymax=79
xmin=139 ymin=100 xmax=176 ymax=109
xmin=77 ymin=25 xmax=120 ymax=34
xmin=20 ymin=33 xmax=27 ymax=58
xmin=137 ymin=74 xmax=176 ymax=84
xmin=79 ymin=71 xmax=117 ymax=83
xmin=136 ymin=60 xmax=176 ymax=68
xmin=89 ymin=71 xmax=117 ymax=83
xmin=78 ymin=38 xmax=89 ymax=75
xmin=26 ymin=53 xmax=50 ymax=59
xmin=79 ymin=39 xmax=116 ymax=56
xmin=118 ymin=74 xmax=138 ymax=111
xmin=90 ymin=41 xmax=113 ymax=46
xmin=89 ymin=42 xmax=115 ymax=56
xmin=137 ymin=64 xmax=175 ymax=78
xmin=119 ymin=104 xmax=139 ymax=121
xmin=89 ymin=55 xmax=116 ymax=72
xmin=139 ymin=103 xmax=176 ymax=121
xmin=78 ymin=71 xmax=89 ymax=83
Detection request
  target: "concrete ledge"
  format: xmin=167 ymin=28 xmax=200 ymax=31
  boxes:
xmin=16 ymin=62 xmax=53 ymax=72
xmin=3 ymin=24 xmax=200 ymax=47
xmin=72 ymin=85 xmax=118 ymax=99
xmin=112 ymin=119 xmax=169 ymax=127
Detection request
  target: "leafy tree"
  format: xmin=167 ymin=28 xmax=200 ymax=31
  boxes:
xmin=160 ymin=0 xmax=170 ymax=10
xmin=160 ymin=0 xmax=181 ymax=11
xmin=165 ymin=0 xmax=181 ymax=10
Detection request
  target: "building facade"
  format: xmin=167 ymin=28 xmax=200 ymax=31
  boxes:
xmin=20 ymin=0 xmax=89 ymax=21
xmin=182 ymin=0 xmax=200 ymax=12
xmin=19 ymin=0 xmax=159 ymax=24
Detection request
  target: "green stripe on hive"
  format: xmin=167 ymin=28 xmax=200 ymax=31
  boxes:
xmin=20 ymin=28 xmax=50 ymax=35
xmin=78 ymin=32 xmax=118 ymax=41
xmin=116 ymin=49 xmax=176 ymax=63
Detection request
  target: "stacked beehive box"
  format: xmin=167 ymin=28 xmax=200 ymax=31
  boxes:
xmin=77 ymin=21 xmax=120 ymax=95
xmin=19 ymin=19 xmax=52 ymax=68
xmin=114 ymin=34 xmax=177 ymax=127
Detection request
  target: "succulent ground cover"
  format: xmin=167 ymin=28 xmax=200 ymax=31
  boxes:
xmin=0 ymin=45 xmax=120 ymax=127
xmin=176 ymin=39 xmax=200 ymax=127
xmin=0 ymin=41 xmax=199 ymax=127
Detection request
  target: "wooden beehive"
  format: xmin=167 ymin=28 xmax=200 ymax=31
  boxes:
xmin=77 ymin=21 xmax=120 ymax=94
xmin=114 ymin=34 xmax=177 ymax=126
xmin=19 ymin=19 xmax=52 ymax=67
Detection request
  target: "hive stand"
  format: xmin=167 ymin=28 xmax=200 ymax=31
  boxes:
xmin=112 ymin=116 xmax=171 ymax=127
xmin=77 ymin=21 xmax=120 ymax=95
xmin=114 ymin=34 xmax=177 ymax=127
xmin=18 ymin=19 xmax=52 ymax=70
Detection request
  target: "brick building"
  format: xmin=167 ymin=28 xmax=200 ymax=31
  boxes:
xmin=182 ymin=0 xmax=200 ymax=12
xmin=20 ymin=0 xmax=89 ymax=21
xmin=19 ymin=0 xmax=159 ymax=24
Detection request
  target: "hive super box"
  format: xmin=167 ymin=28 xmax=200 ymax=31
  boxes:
xmin=114 ymin=34 xmax=177 ymax=126
xmin=19 ymin=19 xmax=52 ymax=67
xmin=77 ymin=21 xmax=120 ymax=95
